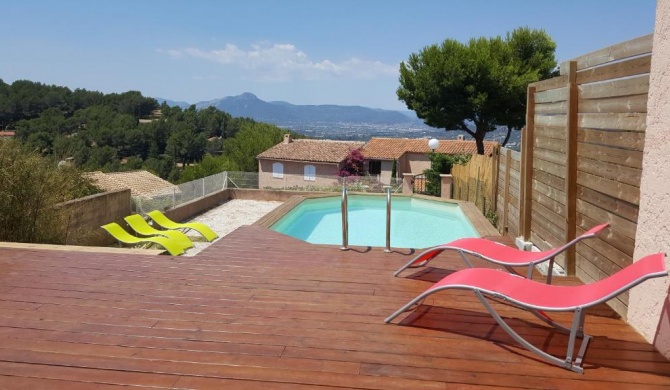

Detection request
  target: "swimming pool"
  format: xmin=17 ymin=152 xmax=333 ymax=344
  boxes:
xmin=270 ymin=195 xmax=478 ymax=248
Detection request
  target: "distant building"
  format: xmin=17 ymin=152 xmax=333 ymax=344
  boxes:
xmin=256 ymin=135 xmax=499 ymax=187
xmin=359 ymin=137 xmax=499 ymax=184
xmin=0 ymin=130 xmax=16 ymax=139
xmin=256 ymin=134 xmax=365 ymax=189
xmin=84 ymin=170 xmax=180 ymax=199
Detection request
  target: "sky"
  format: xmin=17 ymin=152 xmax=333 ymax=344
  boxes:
xmin=1 ymin=0 xmax=659 ymax=111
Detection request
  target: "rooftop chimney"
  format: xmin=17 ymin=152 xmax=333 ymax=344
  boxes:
xmin=456 ymin=134 xmax=465 ymax=141
xmin=283 ymin=134 xmax=292 ymax=144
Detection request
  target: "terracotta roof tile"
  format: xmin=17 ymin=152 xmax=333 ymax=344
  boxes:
xmin=84 ymin=170 xmax=179 ymax=198
xmin=257 ymin=139 xmax=365 ymax=163
xmin=360 ymin=137 xmax=498 ymax=160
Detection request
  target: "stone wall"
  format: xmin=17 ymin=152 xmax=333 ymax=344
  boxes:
xmin=59 ymin=189 xmax=132 ymax=246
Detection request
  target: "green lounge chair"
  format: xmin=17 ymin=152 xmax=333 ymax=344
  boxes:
xmin=101 ymin=222 xmax=184 ymax=256
xmin=147 ymin=210 xmax=219 ymax=242
xmin=124 ymin=214 xmax=194 ymax=249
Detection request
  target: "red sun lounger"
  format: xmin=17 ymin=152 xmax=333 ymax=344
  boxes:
xmin=385 ymin=252 xmax=667 ymax=373
xmin=394 ymin=223 xmax=609 ymax=283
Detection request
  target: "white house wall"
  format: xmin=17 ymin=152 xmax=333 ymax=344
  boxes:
xmin=629 ymin=0 xmax=670 ymax=359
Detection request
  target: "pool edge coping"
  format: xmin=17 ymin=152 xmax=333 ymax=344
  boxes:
xmin=253 ymin=192 xmax=500 ymax=238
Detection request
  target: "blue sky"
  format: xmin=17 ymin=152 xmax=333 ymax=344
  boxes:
xmin=1 ymin=0 xmax=658 ymax=110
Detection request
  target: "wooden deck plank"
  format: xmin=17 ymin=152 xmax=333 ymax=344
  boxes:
xmin=0 ymin=225 xmax=668 ymax=388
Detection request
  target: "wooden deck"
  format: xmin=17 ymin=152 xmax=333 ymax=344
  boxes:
xmin=0 ymin=226 xmax=668 ymax=389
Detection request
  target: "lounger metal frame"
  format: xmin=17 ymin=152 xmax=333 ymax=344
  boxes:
xmin=385 ymin=253 xmax=667 ymax=373
xmin=394 ymin=223 xmax=610 ymax=283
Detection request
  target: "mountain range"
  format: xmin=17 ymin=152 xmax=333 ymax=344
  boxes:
xmin=158 ymin=93 xmax=419 ymax=125
xmin=155 ymin=93 xmax=521 ymax=148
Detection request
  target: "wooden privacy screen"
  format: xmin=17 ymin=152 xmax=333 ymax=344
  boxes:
xmin=452 ymin=152 xmax=499 ymax=216
xmin=518 ymin=34 xmax=651 ymax=316
xmin=496 ymin=147 xmax=522 ymax=238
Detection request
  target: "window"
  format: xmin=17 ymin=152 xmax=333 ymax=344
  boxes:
xmin=368 ymin=160 xmax=382 ymax=175
xmin=272 ymin=162 xmax=284 ymax=178
xmin=304 ymin=165 xmax=316 ymax=181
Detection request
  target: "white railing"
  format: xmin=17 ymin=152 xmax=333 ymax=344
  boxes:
xmin=133 ymin=171 xmax=402 ymax=214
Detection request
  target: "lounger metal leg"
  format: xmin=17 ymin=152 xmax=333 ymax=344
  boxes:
xmin=528 ymin=308 xmax=575 ymax=335
xmin=546 ymin=258 xmax=555 ymax=284
xmin=475 ymin=291 xmax=587 ymax=373
xmin=459 ymin=250 xmax=474 ymax=268
xmin=384 ymin=294 xmax=430 ymax=323
xmin=393 ymin=248 xmax=443 ymax=277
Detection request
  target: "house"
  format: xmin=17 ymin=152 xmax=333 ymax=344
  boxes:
xmin=256 ymin=134 xmax=365 ymax=189
xmin=360 ymin=137 xmax=499 ymax=184
xmin=84 ymin=170 xmax=180 ymax=199
xmin=0 ymin=130 xmax=15 ymax=139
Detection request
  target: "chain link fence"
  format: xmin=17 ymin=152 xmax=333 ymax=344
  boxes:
xmin=133 ymin=171 xmax=402 ymax=214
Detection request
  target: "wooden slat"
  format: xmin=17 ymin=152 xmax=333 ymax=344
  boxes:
xmin=576 ymin=198 xmax=638 ymax=240
xmin=577 ymin=171 xmax=640 ymax=205
xmin=562 ymin=34 xmax=653 ymax=72
xmin=578 ymin=113 xmax=646 ymax=132
xmin=532 ymin=179 xmax=566 ymax=206
xmin=577 ymin=142 xmax=644 ymax=170
xmin=534 ymin=125 xmax=567 ymax=141
xmin=577 ymin=212 xmax=636 ymax=257
xmin=576 ymin=55 xmax=651 ymax=85
xmin=534 ymin=100 xmax=568 ymax=114
xmin=578 ymin=94 xmax=647 ymax=113
xmin=533 ymin=170 xmax=566 ymax=195
xmin=529 ymin=74 xmax=569 ymax=92
xmin=577 ymin=157 xmax=642 ymax=187
xmin=577 ymin=185 xmax=639 ymax=223
xmin=534 ymin=136 xmax=567 ymax=154
xmin=534 ymin=87 xmax=568 ymax=104
xmin=578 ymin=128 xmax=645 ymax=151
xmin=533 ymin=158 xmax=566 ymax=179
xmin=579 ymin=74 xmax=650 ymax=99
xmin=531 ymin=189 xmax=566 ymax=218
xmin=535 ymin=114 xmax=567 ymax=127
xmin=533 ymin=147 xmax=566 ymax=166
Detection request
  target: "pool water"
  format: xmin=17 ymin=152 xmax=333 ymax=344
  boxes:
xmin=270 ymin=195 xmax=478 ymax=248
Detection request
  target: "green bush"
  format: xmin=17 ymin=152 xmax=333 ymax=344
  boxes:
xmin=423 ymin=153 xmax=471 ymax=196
xmin=0 ymin=140 xmax=100 ymax=243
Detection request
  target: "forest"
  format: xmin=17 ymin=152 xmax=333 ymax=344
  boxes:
xmin=0 ymin=79 xmax=302 ymax=183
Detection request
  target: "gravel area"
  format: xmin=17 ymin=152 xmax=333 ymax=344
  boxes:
xmin=182 ymin=199 xmax=283 ymax=256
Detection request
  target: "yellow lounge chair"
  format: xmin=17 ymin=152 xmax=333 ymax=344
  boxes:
xmin=147 ymin=210 xmax=218 ymax=242
xmin=101 ymin=222 xmax=184 ymax=256
xmin=124 ymin=214 xmax=194 ymax=249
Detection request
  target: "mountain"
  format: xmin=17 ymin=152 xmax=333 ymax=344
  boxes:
xmin=157 ymin=93 xmax=521 ymax=149
xmin=155 ymin=97 xmax=190 ymax=109
xmin=194 ymin=93 xmax=418 ymax=125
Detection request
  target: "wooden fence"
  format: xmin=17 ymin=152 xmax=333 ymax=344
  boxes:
xmin=452 ymin=150 xmax=499 ymax=218
xmin=496 ymin=147 xmax=522 ymax=238
xmin=513 ymin=34 xmax=651 ymax=316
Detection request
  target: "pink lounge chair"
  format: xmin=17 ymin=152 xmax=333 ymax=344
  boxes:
xmin=394 ymin=223 xmax=610 ymax=283
xmin=385 ymin=252 xmax=667 ymax=373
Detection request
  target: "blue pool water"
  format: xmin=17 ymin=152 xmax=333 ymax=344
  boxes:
xmin=270 ymin=195 xmax=479 ymax=248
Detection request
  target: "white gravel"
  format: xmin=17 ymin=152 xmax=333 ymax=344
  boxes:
xmin=182 ymin=199 xmax=283 ymax=256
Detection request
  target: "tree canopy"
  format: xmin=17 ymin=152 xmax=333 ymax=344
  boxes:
xmin=397 ymin=27 xmax=557 ymax=154
xmin=1 ymin=79 xmax=302 ymax=182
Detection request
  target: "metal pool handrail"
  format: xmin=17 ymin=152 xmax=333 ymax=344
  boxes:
xmin=384 ymin=186 xmax=392 ymax=253
xmin=340 ymin=187 xmax=349 ymax=250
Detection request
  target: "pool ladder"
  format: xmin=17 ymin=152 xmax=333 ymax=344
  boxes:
xmin=340 ymin=186 xmax=392 ymax=252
